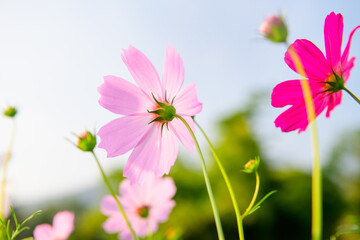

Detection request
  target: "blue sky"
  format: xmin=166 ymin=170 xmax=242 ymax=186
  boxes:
xmin=1 ymin=0 xmax=360 ymax=204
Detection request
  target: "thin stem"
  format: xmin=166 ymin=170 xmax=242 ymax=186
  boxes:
xmin=242 ymin=171 xmax=260 ymax=218
xmin=175 ymin=115 xmax=224 ymax=240
xmin=90 ymin=151 xmax=138 ymax=240
xmin=287 ymin=47 xmax=322 ymax=240
xmin=0 ymin=120 xmax=16 ymax=220
xmin=343 ymin=87 xmax=360 ymax=105
xmin=195 ymin=120 xmax=244 ymax=240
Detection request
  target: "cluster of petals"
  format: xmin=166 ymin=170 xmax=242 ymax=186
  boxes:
xmin=33 ymin=211 xmax=74 ymax=240
xmin=101 ymin=174 xmax=176 ymax=240
xmin=97 ymin=45 xmax=202 ymax=183
xmin=271 ymin=12 xmax=360 ymax=132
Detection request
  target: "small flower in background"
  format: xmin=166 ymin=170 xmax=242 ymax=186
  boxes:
xmin=77 ymin=131 xmax=97 ymax=152
xmin=33 ymin=211 xmax=74 ymax=240
xmin=97 ymin=45 xmax=202 ymax=183
xmin=271 ymin=12 xmax=360 ymax=132
xmin=3 ymin=106 xmax=17 ymax=118
xmin=259 ymin=14 xmax=288 ymax=43
xmin=101 ymin=174 xmax=176 ymax=240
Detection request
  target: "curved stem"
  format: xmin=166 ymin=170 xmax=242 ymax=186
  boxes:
xmin=0 ymin=120 xmax=16 ymax=220
xmin=91 ymin=151 xmax=138 ymax=240
xmin=195 ymin=120 xmax=244 ymax=240
xmin=175 ymin=115 xmax=224 ymax=240
xmin=242 ymin=171 xmax=260 ymax=218
xmin=343 ymin=87 xmax=360 ymax=105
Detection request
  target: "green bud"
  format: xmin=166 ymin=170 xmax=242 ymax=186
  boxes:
xmin=77 ymin=131 xmax=96 ymax=152
xmin=3 ymin=106 xmax=17 ymax=118
xmin=243 ymin=157 xmax=260 ymax=174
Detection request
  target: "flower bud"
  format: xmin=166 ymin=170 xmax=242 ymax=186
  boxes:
xmin=243 ymin=157 xmax=260 ymax=174
xmin=3 ymin=106 xmax=17 ymax=118
xmin=259 ymin=14 xmax=288 ymax=43
xmin=77 ymin=131 xmax=96 ymax=152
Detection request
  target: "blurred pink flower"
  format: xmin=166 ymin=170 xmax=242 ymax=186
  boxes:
xmin=271 ymin=12 xmax=360 ymax=132
xmin=97 ymin=45 xmax=202 ymax=183
xmin=101 ymin=174 xmax=176 ymax=240
xmin=33 ymin=211 xmax=74 ymax=240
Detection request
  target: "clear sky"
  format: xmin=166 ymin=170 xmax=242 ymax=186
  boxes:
xmin=1 ymin=0 xmax=360 ymax=205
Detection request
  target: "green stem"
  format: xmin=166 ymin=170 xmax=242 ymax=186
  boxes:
xmin=343 ymin=87 xmax=360 ymax=105
xmin=0 ymin=120 xmax=16 ymax=220
xmin=310 ymin=121 xmax=322 ymax=240
xmin=195 ymin=120 xmax=244 ymax=240
xmin=242 ymin=171 xmax=260 ymax=218
xmin=176 ymin=115 xmax=224 ymax=240
xmin=90 ymin=151 xmax=138 ymax=240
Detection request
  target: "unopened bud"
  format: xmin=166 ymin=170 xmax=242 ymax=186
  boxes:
xmin=3 ymin=106 xmax=17 ymax=118
xmin=77 ymin=131 xmax=96 ymax=152
xmin=243 ymin=157 xmax=260 ymax=174
xmin=259 ymin=14 xmax=288 ymax=43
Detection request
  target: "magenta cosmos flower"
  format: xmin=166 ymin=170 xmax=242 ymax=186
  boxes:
xmin=98 ymin=45 xmax=202 ymax=183
xmin=33 ymin=211 xmax=74 ymax=240
xmin=101 ymin=174 xmax=176 ymax=240
xmin=271 ymin=12 xmax=360 ymax=132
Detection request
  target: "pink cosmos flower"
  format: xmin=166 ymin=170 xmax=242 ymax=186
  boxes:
xmin=259 ymin=14 xmax=288 ymax=43
xmin=101 ymin=174 xmax=176 ymax=240
xmin=33 ymin=211 xmax=74 ymax=240
xmin=271 ymin=12 xmax=360 ymax=132
xmin=97 ymin=45 xmax=202 ymax=183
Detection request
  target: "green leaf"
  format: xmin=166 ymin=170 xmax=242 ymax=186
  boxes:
xmin=244 ymin=190 xmax=277 ymax=217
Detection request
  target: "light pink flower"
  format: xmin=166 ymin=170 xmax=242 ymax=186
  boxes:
xmin=271 ymin=12 xmax=360 ymax=132
xmin=33 ymin=211 xmax=74 ymax=240
xmin=97 ymin=45 xmax=202 ymax=183
xmin=101 ymin=175 xmax=176 ymax=240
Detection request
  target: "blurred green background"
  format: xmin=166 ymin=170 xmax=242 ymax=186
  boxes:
xmin=10 ymin=94 xmax=360 ymax=240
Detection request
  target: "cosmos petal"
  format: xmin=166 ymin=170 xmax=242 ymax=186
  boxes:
xmin=324 ymin=12 xmax=343 ymax=69
xmin=33 ymin=224 xmax=53 ymax=240
xmin=341 ymin=26 xmax=360 ymax=69
xmin=98 ymin=115 xmax=152 ymax=157
xmin=169 ymin=117 xmax=195 ymax=152
xmin=98 ymin=75 xmax=152 ymax=115
xmin=52 ymin=211 xmax=74 ymax=239
xmin=103 ymin=216 xmax=125 ymax=234
xmin=162 ymin=45 xmax=185 ymax=101
xmin=173 ymin=82 xmax=202 ymax=116
xmin=121 ymin=46 xmax=162 ymax=99
xmin=285 ymin=39 xmax=331 ymax=79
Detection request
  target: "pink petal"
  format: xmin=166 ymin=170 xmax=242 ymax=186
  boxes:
xmin=274 ymin=93 xmax=328 ymax=133
xmin=325 ymin=91 xmax=342 ymax=117
xmin=342 ymin=57 xmax=355 ymax=82
xmin=285 ymin=39 xmax=331 ymax=79
xmin=162 ymin=45 xmax=185 ymax=100
xmin=173 ymin=82 xmax=202 ymax=116
xmin=98 ymin=75 xmax=152 ymax=115
xmin=123 ymin=126 xmax=161 ymax=184
xmin=341 ymin=25 xmax=360 ymax=68
xmin=123 ymin=124 xmax=179 ymax=183
xmin=97 ymin=115 xmax=152 ymax=157
xmin=153 ymin=127 xmax=178 ymax=176
xmin=151 ymin=200 xmax=175 ymax=222
xmin=101 ymin=195 xmax=121 ymax=216
xmin=33 ymin=224 xmax=54 ymax=240
xmin=103 ymin=216 xmax=125 ymax=234
xmin=169 ymin=117 xmax=195 ymax=152
xmin=121 ymin=46 xmax=162 ymax=99
xmin=150 ymin=177 xmax=176 ymax=202
xmin=324 ymin=12 xmax=343 ymax=69
xmin=52 ymin=211 xmax=74 ymax=239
